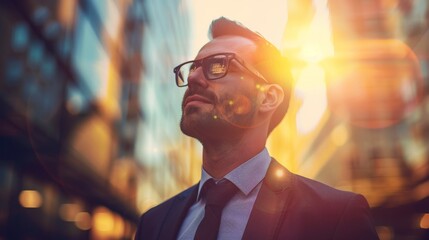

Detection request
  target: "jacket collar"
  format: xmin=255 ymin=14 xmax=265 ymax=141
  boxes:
xmin=157 ymin=158 xmax=294 ymax=240
xmin=242 ymin=158 xmax=294 ymax=240
xmin=158 ymin=185 xmax=199 ymax=240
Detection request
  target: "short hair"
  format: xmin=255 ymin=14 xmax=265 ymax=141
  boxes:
xmin=208 ymin=17 xmax=292 ymax=134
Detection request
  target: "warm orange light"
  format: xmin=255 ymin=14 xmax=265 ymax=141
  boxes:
xmin=324 ymin=39 xmax=424 ymax=129
xmin=295 ymin=64 xmax=327 ymax=134
xmin=19 ymin=190 xmax=42 ymax=208
xmin=376 ymin=226 xmax=393 ymax=240
xmin=60 ymin=203 xmax=80 ymax=222
xmin=420 ymin=214 xmax=429 ymax=229
xmin=330 ymin=124 xmax=348 ymax=147
xmin=96 ymin=59 xmax=121 ymax=120
xmin=71 ymin=115 xmax=112 ymax=176
xmin=113 ymin=214 xmax=125 ymax=238
xmin=94 ymin=211 xmax=114 ymax=232
xmin=75 ymin=212 xmax=92 ymax=231
xmin=275 ymin=169 xmax=285 ymax=178
xmin=58 ymin=0 xmax=77 ymax=28
xmin=191 ymin=0 xmax=288 ymax=56
xmin=92 ymin=206 xmax=125 ymax=238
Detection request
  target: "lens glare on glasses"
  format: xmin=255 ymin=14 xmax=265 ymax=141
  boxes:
xmin=206 ymin=56 xmax=227 ymax=79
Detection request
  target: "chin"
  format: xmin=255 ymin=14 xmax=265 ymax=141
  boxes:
xmin=180 ymin=112 xmax=219 ymax=139
xmin=180 ymin=114 xmax=201 ymax=138
xmin=179 ymin=121 xmax=204 ymax=141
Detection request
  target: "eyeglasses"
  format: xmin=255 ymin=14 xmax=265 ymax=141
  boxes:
xmin=173 ymin=52 xmax=268 ymax=87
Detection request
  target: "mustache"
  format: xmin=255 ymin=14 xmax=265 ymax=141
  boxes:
xmin=182 ymin=87 xmax=218 ymax=106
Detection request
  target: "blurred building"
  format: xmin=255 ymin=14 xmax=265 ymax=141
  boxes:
xmin=277 ymin=0 xmax=429 ymax=239
xmin=133 ymin=0 xmax=197 ymax=214
xmin=0 ymin=0 xmax=192 ymax=239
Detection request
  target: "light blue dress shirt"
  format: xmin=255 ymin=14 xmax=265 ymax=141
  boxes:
xmin=177 ymin=148 xmax=271 ymax=240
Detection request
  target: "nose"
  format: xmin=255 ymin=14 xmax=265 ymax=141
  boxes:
xmin=187 ymin=66 xmax=209 ymax=90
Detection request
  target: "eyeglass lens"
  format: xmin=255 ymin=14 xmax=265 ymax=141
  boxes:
xmin=204 ymin=55 xmax=228 ymax=79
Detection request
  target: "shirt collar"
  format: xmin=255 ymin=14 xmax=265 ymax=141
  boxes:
xmin=197 ymin=148 xmax=271 ymax=199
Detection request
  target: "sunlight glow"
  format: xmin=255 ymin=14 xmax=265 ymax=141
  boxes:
xmin=295 ymin=64 xmax=327 ymax=134
xmin=298 ymin=0 xmax=333 ymax=63
xmin=189 ymin=0 xmax=332 ymax=136
xmin=293 ymin=0 xmax=332 ymax=135
xmin=330 ymin=124 xmax=349 ymax=147
xmin=324 ymin=39 xmax=424 ymax=128
xmin=190 ymin=0 xmax=287 ymax=56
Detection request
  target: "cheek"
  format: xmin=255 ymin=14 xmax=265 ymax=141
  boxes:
xmin=225 ymin=95 xmax=252 ymax=115
xmin=217 ymin=85 xmax=258 ymax=115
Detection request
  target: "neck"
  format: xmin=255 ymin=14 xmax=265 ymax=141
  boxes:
xmin=201 ymin=129 xmax=266 ymax=179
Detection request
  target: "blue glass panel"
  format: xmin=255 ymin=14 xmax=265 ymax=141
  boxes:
xmin=5 ymin=59 xmax=23 ymax=84
xmin=72 ymin=7 xmax=108 ymax=100
xmin=32 ymin=6 xmax=49 ymax=25
xmin=27 ymin=40 xmax=44 ymax=66
xmin=44 ymin=21 xmax=61 ymax=39
xmin=40 ymin=57 xmax=56 ymax=80
xmin=11 ymin=23 xmax=29 ymax=51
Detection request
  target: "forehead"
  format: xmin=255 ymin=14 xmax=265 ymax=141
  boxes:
xmin=196 ymin=36 xmax=257 ymax=62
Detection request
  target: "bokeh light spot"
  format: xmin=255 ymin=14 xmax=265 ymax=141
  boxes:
xmin=275 ymin=169 xmax=284 ymax=178
xmin=19 ymin=190 xmax=42 ymax=208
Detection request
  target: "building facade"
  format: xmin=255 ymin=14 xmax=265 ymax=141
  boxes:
xmin=0 ymin=0 xmax=192 ymax=239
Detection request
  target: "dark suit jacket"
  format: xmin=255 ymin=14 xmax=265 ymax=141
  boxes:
xmin=135 ymin=159 xmax=379 ymax=240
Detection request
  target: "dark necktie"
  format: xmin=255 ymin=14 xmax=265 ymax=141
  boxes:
xmin=195 ymin=179 xmax=238 ymax=240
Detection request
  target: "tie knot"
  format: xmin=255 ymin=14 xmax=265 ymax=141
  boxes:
xmin=201 ymin=179 xmax=238 ymax=207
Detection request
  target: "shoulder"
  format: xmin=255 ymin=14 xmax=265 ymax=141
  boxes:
xmin=283 ymin=174 xmax=378 ymax=239
xmin=267 ymin=158 xmax=360 ymax=203
xmin=293 ymin=174 xmax=359 ymax=202
xmin=290 ymin=173 xmax=370 ymax=215
xmin=290 ymin=174 xmax=378 ymax=236
xmin=135 ymin=185 xmax=198 ymax=240
xmin=266 ymin=159 xmax=378 ymax=239
xmin=141 ymin=184 xmax=197 ymax=220
xmin=265 ymin=159 xmax=368 ymax=215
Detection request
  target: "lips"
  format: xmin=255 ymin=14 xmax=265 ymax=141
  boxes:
xmin=184 ymin=95 xmax=212 ymax=106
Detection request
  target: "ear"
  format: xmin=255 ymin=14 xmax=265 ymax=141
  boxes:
xmin=258 ymin=84 xmax=284 ymax=114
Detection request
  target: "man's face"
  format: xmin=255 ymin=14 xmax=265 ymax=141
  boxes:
xmin=179 ymin=36 xmax=264 ymax=141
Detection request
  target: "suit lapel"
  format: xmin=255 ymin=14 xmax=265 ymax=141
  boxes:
xmin=158 ymin=184 xmax=199 ymax=240
xmin=242 ymin=159 xmax=294 ymax=240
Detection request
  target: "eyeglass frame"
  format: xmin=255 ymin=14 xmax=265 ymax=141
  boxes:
xmin=173 ymin=52 xmax=268 ymax=87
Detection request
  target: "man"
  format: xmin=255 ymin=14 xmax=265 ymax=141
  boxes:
xmin=135 ymin=17 xmax=379 ymax=240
